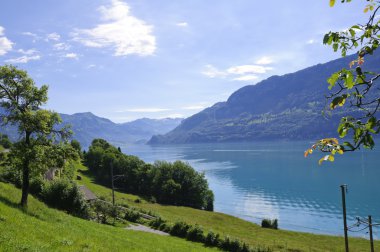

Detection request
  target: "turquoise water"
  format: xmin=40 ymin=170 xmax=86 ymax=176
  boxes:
xmin=120 ymin=141 xmax=380 ymax=238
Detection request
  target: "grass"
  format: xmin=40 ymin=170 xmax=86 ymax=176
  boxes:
xmin=77 ymin=162 xmax=379 ymax=252
xmin=0 ymin=182 xmax=218 ymax=252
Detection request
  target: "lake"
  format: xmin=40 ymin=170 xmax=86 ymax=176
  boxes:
xmin=120 ymin=141 xmax=380 ymax=238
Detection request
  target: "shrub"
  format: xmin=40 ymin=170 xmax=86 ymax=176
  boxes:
xmin=124 ymin=209 xmax=141 ymax=222
xmin=261 ymin=219 xmax=278 ymax=229
xmin=134 ymin=198 xmax=141 ymax=203
xmin=41 ymin=179 xmax=89 ymax=218
xmin=205 ymin=231 xmax=220 ymax=247
xmin=186 ymin=225 xmax=205 ymax=242
xmin=169 ymin=221 xmax=191 ymax=238
xmin=149 ymin=217 xmax=166 ymax=229
xmin=29 ymin=176 xmax=45 ymax=196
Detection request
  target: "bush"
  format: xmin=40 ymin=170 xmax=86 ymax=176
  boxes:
xmin=186 ymin=225 xmax=205 ymax=242
xmin=29 ymin=176 xmax=45 ymax=196
xmin=124 ymin=209 xmax=141 ymax=222
xmin=205 ymin=231 xmax=220 ymax=247
xmin=261 ymin=219 xmax=278 ymax=229
xmin=169 ymin=221 xmax=191 ymax=238
xmin=41 ymin=179 xmax=89 ymax=218
xmin=149 ymin=217 xmax=166 ymax=229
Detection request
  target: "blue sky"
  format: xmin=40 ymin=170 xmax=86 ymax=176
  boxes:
xmin=0 ymin=0 xmax=369 ymax=122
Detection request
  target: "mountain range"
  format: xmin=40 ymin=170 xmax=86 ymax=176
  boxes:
xmin=0 ymin=112 xmax=182 ymax=148
xmin=148 ymin=52 xmax=380 ymax=144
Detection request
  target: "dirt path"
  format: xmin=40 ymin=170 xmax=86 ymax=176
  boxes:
xmin=126 ymin=224 xmax=169 ymax=236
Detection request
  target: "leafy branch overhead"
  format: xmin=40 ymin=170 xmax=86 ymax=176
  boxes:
xmin=306 ymin=0 xmax=380 ymax=164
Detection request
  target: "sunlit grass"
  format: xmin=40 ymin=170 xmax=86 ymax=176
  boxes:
xmin=0 ymin=181 xmax=218 ymax=252
xmin=76 ymin=162 xmax=378 ymax=251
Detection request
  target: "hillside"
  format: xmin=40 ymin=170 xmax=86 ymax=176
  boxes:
xmin=0 ymin=182 xmax=217 ymax=252
xmin=0 ymin=112 xmax=182 ymax=148
xmin=149 ymin=53 xmax=380 ymax=144
xmin=75 ymin=163 xmax=376 ymax=251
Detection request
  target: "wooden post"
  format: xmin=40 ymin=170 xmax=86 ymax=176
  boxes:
xmin=340 ymin=184 xmax=349 ymax=252
xmin=369 ymin=215 xmax=374 ymax=252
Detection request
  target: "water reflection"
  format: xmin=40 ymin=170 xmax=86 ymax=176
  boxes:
xmin=120 ymin=141 xmax=380 ymax=237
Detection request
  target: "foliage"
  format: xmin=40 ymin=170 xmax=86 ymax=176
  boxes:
xmin=186 ymin=225 xmax=205 ymax=242
xmin=124 ymin=209 xmax=141 ymax=223
xmin=261 ymin=219 xmax=278 ymax=230
xmin=0 ymin=133 xmax=12 ymax=148
xmin=41 ymin=179 xmax=89 ymax=218
xmin=307 ymin=0 xmax=380 ymax=163
xmin=84 ymin=138 xmax=214 ymax=210
xmin=0 ymin=65 xmax=71 ymax=206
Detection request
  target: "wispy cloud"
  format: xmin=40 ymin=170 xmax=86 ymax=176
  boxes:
xmin=5 ymin=48 xmax=41 ymax=63
xmin=17 ymin=49 xmax=38 ymax=55
xmin=21 ymin=31 xmax=40 ymax=42
xmin=201 ymin=64 xmax=227 ymax=78
xmin=227 ymin=65 xmax=272 ymax=75
xmin=53 ymin=42 xmax=71 ymax=51
xmin=72 ymin=0 xmax=156 ymax=57
xmin=0 ymin=26 xmax=13 ymax=56
xmin=64 ymin=52 xmax=79 ymax=59
xmin=202 ymin=63 xmax=273 ymax=81
xmin=255 ymin=56 xmax=273 ymax=65
xmin=176 ymin=22 xmax=188 ymax=27
xmin=307 ymin=39 xmax=316 ymax=44
xmin=5 ymin=55 xmax=41 ymax=64
xmin=46 ymin=32 xmax=60 ymax=41
xmin=233 ymin=75 xmax=258 ymax=81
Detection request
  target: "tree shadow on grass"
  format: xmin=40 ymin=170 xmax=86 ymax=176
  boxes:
xmin=0 ymin=194 xmax=46 ymax=221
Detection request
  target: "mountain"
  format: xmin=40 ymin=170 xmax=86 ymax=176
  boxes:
xmin=0 ymin=111 xmax=182 ymax=148
xmin=149 ymin=53 xmax=380 ymax=144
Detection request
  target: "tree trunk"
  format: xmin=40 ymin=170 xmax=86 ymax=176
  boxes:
xmin=20 ymin=131 xmax=31 ymax=207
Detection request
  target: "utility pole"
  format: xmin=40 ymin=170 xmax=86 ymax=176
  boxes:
xmin=111 ymin=162 xmax=115 ymax=206
xmin=369 ymin=215 xmax=374 ymax=252
xmin=340 ymin=184 xmax=349 ymax=252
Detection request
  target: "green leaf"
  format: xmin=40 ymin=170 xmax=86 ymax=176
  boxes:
xmin=327 ymin=72 xmax=339 ymax=90
xmin=329 ymin=0 xmax=335 ymax=7
xmin=345 ymin=71 xmax=354 ymax=88
xmin=349 ymin=29 xmax=355 ymax=37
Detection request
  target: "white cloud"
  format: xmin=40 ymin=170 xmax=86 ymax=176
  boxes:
xmin=176 ymin=22 xmax=188 ymax=27
xmin=72 ymin=0 xmax=156 ymax=57
xmin=46 ymin=32 xmax=60 ymax=41
xmin=64 ymin=52 xmax=79 ymax=59
xmin=17 ymin=49 xmax=38 ymax=55
xmin=5 ymin=55 xmax=41 ymax=64
xmin=53 ymin=42 xmax=71 ymax=51
xmin=202 ymin=63 xmax=273 ymax=82
xmin=227 ymin=65 xmax=272 ymax=75
xmin=0 ymin=26 xmax=13 ymax=56
xmin=121 ymin=108 xmax=170 ymax=113
xmin=255 ymin=56 xmax=273 ymax=65
xmin=201 ymin=64 xmax=227 ymax=78
xmin=307 ymin=39 xmax=315 ymax=44
xmin=233 ymin=75 xmax=259 ymax=81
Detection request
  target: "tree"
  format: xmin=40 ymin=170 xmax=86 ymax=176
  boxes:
xmin=0 ymin=65 xmax=70 ymax=207
xmin=306 ymin=0 xmax=380 ymax=163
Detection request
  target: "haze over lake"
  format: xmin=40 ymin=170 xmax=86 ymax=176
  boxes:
xmin=121 ymin=141 xmax=380 ymax=237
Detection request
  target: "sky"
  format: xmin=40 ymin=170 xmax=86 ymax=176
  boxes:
xmin=0 ymin=0 xmax=371 ymax=123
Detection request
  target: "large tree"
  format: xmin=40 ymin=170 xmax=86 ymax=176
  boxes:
xmin=306 ymin=0 xmax=380 ymax=163
xmin=0 ymin=65 xmax=70 ymax=207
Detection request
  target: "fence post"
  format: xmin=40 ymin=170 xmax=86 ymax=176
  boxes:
xmin=369 ymin=215 xmax=374 ymax=252
xmin=340 ymin=184 xmax=349 ymax=252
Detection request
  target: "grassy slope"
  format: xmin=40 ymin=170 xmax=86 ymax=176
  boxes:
xmin=0 ymin=182 xmax=218 ymax=252
xmin=77 ymin=163 xmax=378 ymax=252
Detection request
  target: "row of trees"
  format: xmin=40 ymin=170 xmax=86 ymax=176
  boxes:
xmin=85 ymin=139 xmax=214 ymax=211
